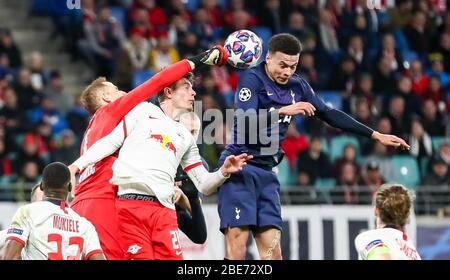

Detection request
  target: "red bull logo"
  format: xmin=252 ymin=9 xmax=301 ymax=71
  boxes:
xmin=149 ymin=134 xmax=177 ymax=155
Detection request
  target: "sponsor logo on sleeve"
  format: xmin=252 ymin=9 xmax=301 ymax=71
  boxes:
xmin=365 ymin=239 xmax=384 ymax=251
xmin=7 ymin=228 xmax=24 ymax=235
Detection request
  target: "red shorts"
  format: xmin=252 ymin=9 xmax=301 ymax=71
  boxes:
xmin=71 ymin=198 xmax=124 ymax=260
xmin=116 ymin=198 xmax=183 ymax=260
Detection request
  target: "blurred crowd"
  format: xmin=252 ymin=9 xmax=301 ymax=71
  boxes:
xmin=0 ymin=0 xmax=449 ymax=211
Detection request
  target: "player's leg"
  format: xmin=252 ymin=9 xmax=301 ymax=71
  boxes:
xmin=254 ymin=166 xmax=283 ymax=260
xmin=71 ymin=198 xmax=124 ymax=260
xmin=224 ymin=226 xmax=251 ymax=259
xmin=218 ymin=154 xmax=258 ymax=260
xmin=151 ymin=203 xmax=184 ymax=260
xmin=116 ymin=199 xmax=155 ymax=260
xmin=253 ymin=227 xmax=282 ymax=260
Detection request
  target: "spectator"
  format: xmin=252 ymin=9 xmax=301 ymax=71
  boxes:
xmin=290 ymin=0 xmax=319 ymax=31
xmin=436 ymin=32 xmax=450 ymax=73
xmin=351 ymin=74 xmax=376 ymax=112
xmin=386 ymin=95 xmax=409 ymax=137
xmin=29 ymin=97 xmax=68 ymax=134
xmin=336 ymin=162 xmax=360 ymax=204
xmin=0 ymin=88 xmax=27 ymax=147
xmin=223 ymin=0 xmax=256 ymax=28
xmin=346 ymin=34 xmax=369 ymax=72
xmin=201 ymin=0 xmax=223 ymax=28
xmin=84 ymin=5 xmax=125 ymax=78
xmin=168 ymin=15 xmax=189 ymax=48
xmin=0 ymin=29 xmax=22 ymax=69
xmin=0 ymin=138 xmax=13 ymax=179
xmin=189 ymin=8 xmax=215 ymax=49
xmin=14 ymin=69 xmax=42 ymax=111
xmin=408 ymin=118 xmax=433 ymax=161
xmin=128 ymin=8 xmax=157 ymax=42
xmin=421 ymin=99 xmax=447 ymax=136
xmin=114 ymin=27 xmax=150 ymax=91
xmin=285 ymin=12 xmax=313 ymax=43
xmin=334 ymin=143 xmax=361 ymax=181
xmin=375 ymin=33 xmax=404 ymax=73
xmin=44 ymin=70 xmax=69 ymax=113
xmin=427 ymin=52 xmax=450 ymax=91
xmin=15 ymin=133 xmax=45 ymax=174
xmin=406 ymin=60 xmax=429 ymax=98
xmin=165 ymin=0 xmax=192 ymax=24
xmin=52 ymin=129 xmax=78 ymax=165
xmin=437 ymin=141 xmax=450 ymax=165
xmin=281 ymin=123 xmax=308 ymax=170
xmin=420 ymin=155 xmax=450 ymax=215
xmin=358 ymin=160 xmax=386 ymax=202
xmin=148 ymin=36 xmax=180 ymax=72
xmin=364 ymin=140 xmax=395 ymax=181
xmin=372 ymin=56 xmax=397 ymax=96
xmin=66 ymin=95 xmax=89 ymax=142
xmin=26 ymin=51 xmax=47 ymax=93
xmin=353 ymin=97 xmax=378 ymax=155
xmin=318 ymin=9 xmax=340 ymax=55
xmin=422 ymin=155 xmax=450 ymax=186
xmin=258 ymin=0 xmax=283 ymax=34
xmin=177 ymin=32 xmax=202 ymax=58
xmin=403 ymin=10 xmax=430 ymax=56
xmin=424 ymin=75 xmax=446 ymax=107
xmin=129 ymin=0 xmax=168 ymax=38
xmin=396 ymin=76 xmax=421 ymax=117
xmin=221 ymin=9 xmax=253 ymax=39
xmin=13 ymin=161 xmax=40 ymax=202
xmin=297 ymin=137 xmax=333 ymax=185
xmin=330 ymin=56 xmax=356 ymax=94
xmin=297 ymin=51 xmax=318 ymax=89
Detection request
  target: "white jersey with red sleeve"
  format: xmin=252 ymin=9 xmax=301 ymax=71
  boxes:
xmin=72 ymin=59 xmax=193 ymax=203
xmin=111 ymin=102 xmax=207 ymax=209
xmin=73 ymin=102 xmax=230 ymax=210
xmin=5 ymin=200 xmax=103 ymax=260
xmin=355 ymin=228 xmax=421 ymax=260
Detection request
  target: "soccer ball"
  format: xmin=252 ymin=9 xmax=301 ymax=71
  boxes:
xmin=224 ymin=30 xmax=263 ymax=69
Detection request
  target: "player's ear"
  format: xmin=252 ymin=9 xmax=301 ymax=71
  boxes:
xmin=163 ymin=87 xmax=172 ymax=99
xmin=266 ymin=52 xmax=270 ymax=61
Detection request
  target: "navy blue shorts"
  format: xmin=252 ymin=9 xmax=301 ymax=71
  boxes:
xmin=217 ymin=152 xmax=282 ymax=232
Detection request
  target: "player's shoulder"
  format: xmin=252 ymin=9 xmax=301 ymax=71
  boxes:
xmin=132 ymin=101 xmax=153 ymax=113
xmin=355 ymin=229 xmax=382 ymax=248
xmin=290 ymin=73 xmax=312 ymax=89
xmin=13 ymin=201 xmax=48 ymax=221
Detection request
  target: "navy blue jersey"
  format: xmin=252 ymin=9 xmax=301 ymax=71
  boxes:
xmin=225 ymin=61 xmax=332 ymax=164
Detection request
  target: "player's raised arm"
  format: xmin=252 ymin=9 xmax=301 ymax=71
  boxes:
xmin=184 ymin=154 xmax=253 ymax=196
xmin=103 ymin=45 xmax=228 ymax=124
xmin=181 ymin=139 xmax=252 ymax=195
xmin=287 ymin=80 xmax=410 ymax=150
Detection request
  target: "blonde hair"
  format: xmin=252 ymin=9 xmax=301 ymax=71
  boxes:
xmin=374 ymin=184 xmax=416 ymax=228
xmin=81 ymin=77 xmax=108 ymax=114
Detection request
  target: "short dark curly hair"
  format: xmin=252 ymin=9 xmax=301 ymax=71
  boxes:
xmin=268 ymin=33 xmax=302 ymax=55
